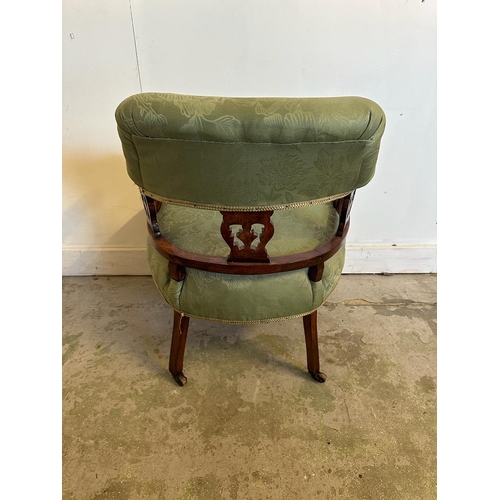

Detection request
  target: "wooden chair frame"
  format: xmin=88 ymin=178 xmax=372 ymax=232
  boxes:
xmin=142 ymin=191 xmax=355 ymax=386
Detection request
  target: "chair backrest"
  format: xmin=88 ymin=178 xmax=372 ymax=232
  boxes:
xmin=115 ymin=93 xmax=386 ymax=211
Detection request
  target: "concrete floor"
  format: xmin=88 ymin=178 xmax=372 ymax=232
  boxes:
xmin=63 ymin=274 xmax=436 ymax=500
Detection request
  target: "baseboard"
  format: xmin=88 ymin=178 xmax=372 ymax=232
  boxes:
xmin=62 ymin=245 xmax=436 ymax=276
xmin=343 ymin=245 xmax=436 ymax=274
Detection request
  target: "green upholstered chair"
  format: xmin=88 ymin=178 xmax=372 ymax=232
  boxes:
xmin=115 ymin=93 xmax=385 ymax=386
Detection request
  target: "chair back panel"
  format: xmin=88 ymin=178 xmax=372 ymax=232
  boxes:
xmin=116 ymin=93 xmax=385 ymax=210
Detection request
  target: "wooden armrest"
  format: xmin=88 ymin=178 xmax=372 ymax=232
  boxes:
xmin=141 ymin=192 xmax=354 ymax=281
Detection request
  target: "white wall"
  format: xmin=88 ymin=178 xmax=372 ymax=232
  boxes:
xmin=63 ymin=0 xmax=436 ymax=275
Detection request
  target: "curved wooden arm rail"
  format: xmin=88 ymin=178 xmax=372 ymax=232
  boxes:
xmin=143 ymin=191 xmax=355 ymax=283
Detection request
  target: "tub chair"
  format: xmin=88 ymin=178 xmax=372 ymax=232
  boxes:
xmin=115 ymin=92 xmax=385 ymax=386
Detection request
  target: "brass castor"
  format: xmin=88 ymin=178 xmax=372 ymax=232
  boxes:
xmin=309 ymin=371 xmax=327 ymax=383
xmin=173 ymin=372 xmax=188 ymax=386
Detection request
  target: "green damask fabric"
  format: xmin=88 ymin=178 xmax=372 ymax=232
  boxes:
xmin=147 ymin=203 xmax=346 ymax=322
xmin=116 ymin=93 xmax=385 ymax=209
xmin=116 ymin=92 xmax=385 ymax=322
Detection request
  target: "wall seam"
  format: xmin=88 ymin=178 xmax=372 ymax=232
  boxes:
xmin=128 ymin=0 xmax=143 ymax=92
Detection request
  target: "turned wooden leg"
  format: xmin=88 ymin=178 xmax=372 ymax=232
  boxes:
xmin=169 ymin=311 xmax=190 ymax=386
xmin=302 ymin=311 xmax=327 ymax=382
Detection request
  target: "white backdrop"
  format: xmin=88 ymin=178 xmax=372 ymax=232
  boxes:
xmin=62 ymin=0 xmax=436 ymax=275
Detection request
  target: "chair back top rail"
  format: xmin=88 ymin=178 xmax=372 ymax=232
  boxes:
xmin=116 ymin=93 xmax=385 ymax=210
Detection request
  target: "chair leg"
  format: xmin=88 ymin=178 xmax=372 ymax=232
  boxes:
xmin=169 ymin=311 xmax=190 ymax=386
xmin=302 ymin=311 xmax=327 ymax=382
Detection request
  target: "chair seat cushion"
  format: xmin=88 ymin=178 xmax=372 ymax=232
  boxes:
xmin=147 ymin=203 xmax=346 ymax=323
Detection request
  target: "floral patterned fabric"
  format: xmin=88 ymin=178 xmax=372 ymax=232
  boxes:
xmin=116 ymin=93 xmax=385 ymax=209
xmin=147 ymin=202 xmax=346 ymax=322
xmin=116 ymin=92 xmax=386 ymax=323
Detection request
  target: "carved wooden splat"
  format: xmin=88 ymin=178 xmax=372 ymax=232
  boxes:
xmin=220 ymin=211 xmax=274 ymax=263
